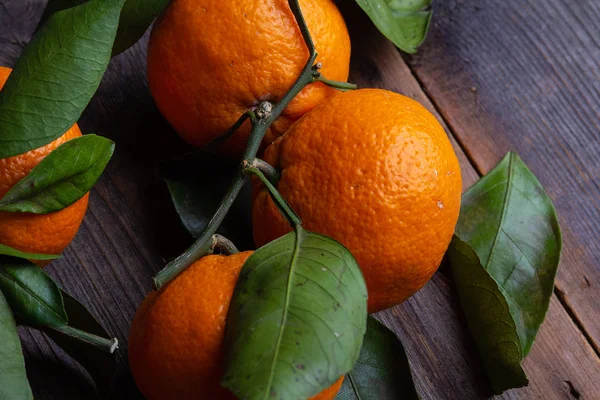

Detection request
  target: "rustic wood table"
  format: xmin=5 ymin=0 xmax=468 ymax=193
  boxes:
xmin=1 ymin=1 xmax=599 ymax=399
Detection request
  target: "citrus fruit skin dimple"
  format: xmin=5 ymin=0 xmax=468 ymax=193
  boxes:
xmin=253 ymin=89 xmax=463 ymax=313
xmin=0 ymin=66 xmax=89 ymax=263
xmin=128 ymin=252 xmax=344 ymax=400
xmin=147 ymin=0 xmax=351 ymax=155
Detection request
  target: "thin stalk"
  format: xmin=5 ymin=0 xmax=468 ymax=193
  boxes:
xmin=153 ymin=173 xmax=247 ymax=289
xmin=205 ymin=110 xmax=256 ymax=151
xmin=153 ymin=0 xmax=318 ymax=289
xmin=314 ymin=75 xmax=358 ymax=91
xmin=213 ymin=234 xmax=239 ymax=255
xmin=247 ymin=158 xmax=281 ymax=185
xmin=246 ymin=167 xmax=301 ymax=227
xmin=51 ymin=325 xmax=119 ymax=354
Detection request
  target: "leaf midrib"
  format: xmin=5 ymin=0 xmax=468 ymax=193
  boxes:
xmin=263 ymin=226 xmax=303 ymax=399
xmin=0 ymin=268 xmax=65 ymax=325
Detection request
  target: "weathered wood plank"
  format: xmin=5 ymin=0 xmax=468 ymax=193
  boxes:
xmin=339 ymin=4 xmax=600 ymax=398
xmin=1 ymin=1 xmax=599 ymax=399
xmin=404 ymin=0 xmax=600 ymax=352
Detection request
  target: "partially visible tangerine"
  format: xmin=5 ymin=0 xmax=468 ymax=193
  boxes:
xmin=147 ymin=0 xmax=351 ymax=155
xmin=0 ymin=66 xmax=89 ymax=264
xmin=129 ymin=252 xmax=345 ymax=400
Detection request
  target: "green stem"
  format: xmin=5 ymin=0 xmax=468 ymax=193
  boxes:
xmin=314 ymin=75 xmax=358 ymax=91
xmin=213 ymin=234 xmax=239 ymax=255
xmin=248 ymin=158 xmax=281 ymax=185
xmin=205 ymin=110 xmax=255 ymax=151
xmin=153 ymin=0 xmax=318 ymax=289
xmin=246 ymin=167 xmax=301 ymax=227
xmin=51 ymin=325 xmax=118 ymax=354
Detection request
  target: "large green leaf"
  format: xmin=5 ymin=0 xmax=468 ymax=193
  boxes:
xmin=222 ymin=227 xmax=368 ymax=400
xmin=0 ymin=256 xmax=67 ymax=327
xmin=355 ymin=0 xmax=432 ymax=53
xmin=0 ymin=290 xmax=33 ymax=400
xmin=43 ymin=291 xmax=117 ymax=396
xmin=0 ymin=0 xmax=124 ymax=159
xmin=0 ymin=135 xmax=114 ymax=214
xmin=160 ymin=153 xmax=254 ymax=250
xmin=448 ymin=237 xmax=528 ymax=394
xmin=449 ymin=152 xmax=561 ymax=394
xmin=335 ymin=317 xmax=418 ymax=400
xmin=39 ymin=0 xmax=170 ymax=56
xmin=0 ymin=244 xmax=59 ymax=261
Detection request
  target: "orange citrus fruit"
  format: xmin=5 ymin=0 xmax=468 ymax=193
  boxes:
xmin=129 ymin=252 xmax=344 ymax=400
xmin=147 ymin=0 xmax=351 ymax=155
xmin=0 ymin=66 xmax=89 ymax=263
xmin=253 ymin=89 xmax=463 ymax=313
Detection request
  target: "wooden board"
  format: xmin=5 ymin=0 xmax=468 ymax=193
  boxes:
xmin=404 ymin=0 xmax=600 ymax=354
xmin=1 ymin=0 xmax=599 ymax=399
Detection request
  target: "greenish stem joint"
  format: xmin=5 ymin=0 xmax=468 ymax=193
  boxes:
xmin=153 ymin=0 xmax=354 ymax=290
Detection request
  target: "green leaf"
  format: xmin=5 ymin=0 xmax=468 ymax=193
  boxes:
xmin=112 ymin=0 xmax=170 ymax=56
xmin=221 ymin=227 xmax=368 ymax=400
xmin=160 ymin=153 xmax=254 ymax=250
xmin=38 ymin=0 xmax=170 ymax=56
xmin=0 ymin=256 xmax=67 ymax=327
xmin=335 ymin=317 xmax=418 ymax=400
xmin=449 ymin=152 xmax=561 ymax=394
xmin=0 ymin=0 xmax=125 ymax=159
xmin=0 ymin=290 xmax=33 ymax=400
xmin=448 ymin=237 xmax=528 ymax=394
xmin=0 ymin=244 xmax=60 ymax=261
xmin=43 ymin=291 xmax=117 ymax=396
xmin=0 ymin=135 xmax=114 ymax=214
xmin=354 ymin=0 xmax=432 ymax=53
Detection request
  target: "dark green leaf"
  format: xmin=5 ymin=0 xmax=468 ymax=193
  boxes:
xmin=112 ymin=0 xmax=170 ymax=56
xmin=0 ymin=290 xmax=33 ymax=400
xmin=39 ymin=0 xmax=170 ymax=56
xmin=0 ymin=256 xmax=67 ymax=327
xmin=0 ymin=244 xmax=60 ymax=261
xmin=222 ymin=227 xmax=368 ymax=400
xmin=0 ymin=0 xmax=124 ymax=159
xmin=448 ymin=237 xmax=528 ymax=394
xmin=38 ymin=0 xmax=87 ymax=27
xmin=335 ymin=317 xmax=418 ymax=400
xmin=355 ymin=0 xmax=432 ymax=53
xmin=160 ymin=153 xmax=254 ymax=250
xmin=450 ymin=152 xmax=561 ymax=393
xmin=0 ymin=135 xmax=114 ymax=214
xmin=44 ymin=291 xmax=117 ymax=396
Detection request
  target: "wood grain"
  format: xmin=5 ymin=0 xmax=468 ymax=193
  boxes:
xmin=0 ymin=0 xmax=599 ymax=399
xmin=404 ymin=0 xmax=600 ymax=353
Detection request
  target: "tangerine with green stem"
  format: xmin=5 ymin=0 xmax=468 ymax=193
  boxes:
xmin=253 ymin=89 xmax=463 ymax=313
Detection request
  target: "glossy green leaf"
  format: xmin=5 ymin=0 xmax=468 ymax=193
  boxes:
xmin=450 ymin=152 xmax=561 ymax=394
xmin=44 ymin=291 xmax=117 ymax=396
xmin=0 ymin=256 xmax=67 ymax=327
xmin=39 ymin=0 xmax=170 ymax=56
xmin=0 ymin=290 xmax=33 ymax=400
xmin=448 ymin=237 xmax=528 ymax=394
xmin=355 ymin=0 xmax=432 ymax=53
xmin=160 ymin=153 xmax=254 ymax=250
xmin=113 ymin=0 xmax=170 ymax=55
xmin=222 ymin=227 xmax=368 ymax=400
xmin=0 ymin=0 xmax=124 ymax=159
xmin=335 ymin=317 xmax=418 ymax=400
xmin=0 ymin=135 xmax=114 ymax=214
xmin=0 ymin=244 xmax=60 ymax=261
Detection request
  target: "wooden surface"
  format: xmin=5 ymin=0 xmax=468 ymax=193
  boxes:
xmin=1 ymin=0 xmax=599 ymax=399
